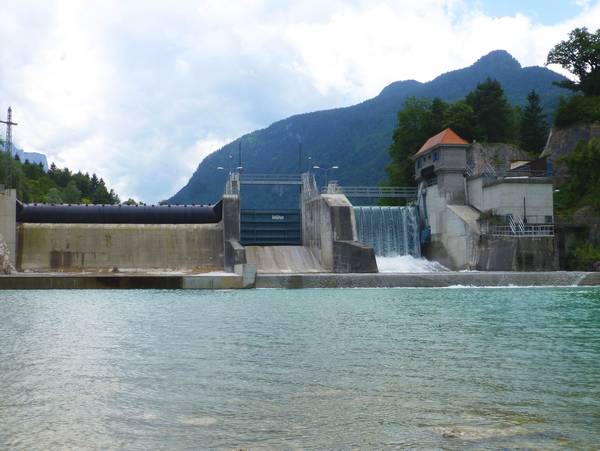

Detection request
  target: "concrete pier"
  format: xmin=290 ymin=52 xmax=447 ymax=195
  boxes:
xmin=0 ymin=271 xmax=598 ymax=290
xmin=255 ymin=271 xmax=600 ymax=288
xmin=0 ymin=272 xmax=247 ymax=290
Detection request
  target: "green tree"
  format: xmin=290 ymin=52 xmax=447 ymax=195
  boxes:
xmin=2 ymin=153 xmax=122 ymax=205
xmin=429 ymin=98 xmax=448 ymax=131
xmin=386 ymin=97 xmax=445 ymax=188
xmin=547 ymin=27 xmax=600 ymax=96
xmin=519 ymin=90 xmax=549 ymax=153
xmin=444 ymin=100 xmax=476 ymax=142
xmin=466 ymin=78 xmax=512 ymax=142
xmin=45 ymin=187 xmax=63 ymax=204
xmin=123 ymin=198 xmax=138 ymax=205
xmin=555 ymin=138 xmax=600 ymax=211
xmin=62 ymin=180 xmax=82 ymax=204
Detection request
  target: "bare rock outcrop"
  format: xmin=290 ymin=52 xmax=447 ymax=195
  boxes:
xmin=542 ymin=122 xmax=600 ymax=160
xmin=467 ymin=142 xmax=530 ymax=170
xmin=542 ymin=122 xmax=600 ymax=182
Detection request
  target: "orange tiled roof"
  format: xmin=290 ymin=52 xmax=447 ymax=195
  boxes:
xmin=414 ymin=128 xmax=468 ymax=158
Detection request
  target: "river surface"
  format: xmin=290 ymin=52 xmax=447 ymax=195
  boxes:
xmin=1 ymin=288 xmax=599 ymax=449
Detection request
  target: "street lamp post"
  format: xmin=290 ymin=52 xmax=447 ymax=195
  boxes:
xmin=312 ymin=165 xmax=339 ymax=189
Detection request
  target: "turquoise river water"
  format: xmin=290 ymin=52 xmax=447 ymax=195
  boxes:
xmin=1 ymin=288 xmax=599 ymax=449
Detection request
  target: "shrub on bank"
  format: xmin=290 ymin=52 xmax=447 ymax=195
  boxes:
xmin=568 ymin=243 xmax=600 ymax=271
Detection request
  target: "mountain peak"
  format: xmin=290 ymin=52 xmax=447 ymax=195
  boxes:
xmin=169 ymin=50 xmax=567 ymax=205
xmin=473 ymin=50 xmax=521 ymax=70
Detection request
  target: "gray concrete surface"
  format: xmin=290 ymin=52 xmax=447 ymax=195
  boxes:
xmin=1 ymin=271 xmax=598 ymax=290
xmin=477 ymin=236 xmax=558 ymax=271
xmin=0 ymin=189 xmax=16 ymax=266
xmin=255 ymin=271 xmax=600 ymax=288
xmin=222 ymin=193 xmax=246 ymax=271
xmin=302 ymin=192 xmax=377 ymax=273
xmin=17 ymin=222 xmax=224 ymax=272
xmin=246 ymin=246 xmax=324 ymax=273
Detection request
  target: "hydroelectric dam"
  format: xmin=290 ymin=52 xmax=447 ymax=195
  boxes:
xmin=2 ymin=126 xmax=600 ymax=288
xmin=0 ymin=170 xmax=428 ymax=281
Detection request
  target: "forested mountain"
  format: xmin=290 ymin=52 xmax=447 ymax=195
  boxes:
xmin=169 ymin=50 xmax=569 ymax=206
xmin=0 ymin=140 xmax=48 ymax=171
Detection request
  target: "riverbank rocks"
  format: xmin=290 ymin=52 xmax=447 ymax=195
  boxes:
xmin=0 ymin=233 xmax=15 ymax=274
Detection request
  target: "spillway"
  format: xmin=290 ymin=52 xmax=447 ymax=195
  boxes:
xmin=353 ymin=206 xmax=420 ymax=257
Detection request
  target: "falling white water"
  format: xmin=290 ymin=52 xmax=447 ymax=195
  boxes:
xmin=354 ymin=206 xmax=448 ymax=272
xmin=354 ymin=206 xmax=421 ymax=257
xmin=376 ymin=255 xmax=449 ymax=273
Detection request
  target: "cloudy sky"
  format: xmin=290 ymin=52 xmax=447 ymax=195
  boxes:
xmin=2 ymin=0 xmax=600 ymax=203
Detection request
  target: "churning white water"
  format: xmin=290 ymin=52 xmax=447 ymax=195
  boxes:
xmin=354 ymin=206 xmax=448 ymax=272
xmin=376 ymin=255 xmax=449 ymax=273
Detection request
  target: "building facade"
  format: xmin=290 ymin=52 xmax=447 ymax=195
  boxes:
xmin=413 ymin=128 xmax=557 ymax=270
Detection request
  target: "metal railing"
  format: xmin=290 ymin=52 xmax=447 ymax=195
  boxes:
xmin=508 ymin=214 xmax=525 ymax=234
xmin=485 ymin=224 xmax=555 ymax=237
xmin=467 ymin=162 xmax=549 ymax=180
xmin=323 ymin=185 xmax=418 ymax=198
xmin=239 ymin=173 xmax=303 ymax=185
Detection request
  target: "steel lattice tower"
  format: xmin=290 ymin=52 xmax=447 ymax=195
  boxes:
xmin=1 ymin=106 xmax=18 ymax=188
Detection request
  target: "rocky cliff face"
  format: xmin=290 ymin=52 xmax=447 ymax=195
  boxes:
xmin=467 ymin=142 xmax=529 ymax=171
xmin=542 ymin=122 xmax=600 ymax=160
xmin=542 ymin=122 xmax=600 ymax=181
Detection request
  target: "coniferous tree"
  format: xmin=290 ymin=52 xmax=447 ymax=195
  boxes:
xmin=1 ymin=155 xmax=122 ymax=204
xmin=386 ymin=97 xmax=445 ymax=188
xmin=466 ymin=78 xmax=512 ymax=142
xmin=63 ymin=181 xmax=82 ymax=204
xmin=520 ymin=90 xmax=549 ymax=153
xmin=444 ymin=100 xmax=476 ymax=142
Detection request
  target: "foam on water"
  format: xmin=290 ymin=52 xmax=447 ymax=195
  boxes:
xmin=376 ymin=254 xmax=449 ymax=273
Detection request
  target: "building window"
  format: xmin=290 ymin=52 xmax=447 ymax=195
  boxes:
xmin=433 ymin=151 xmax=439 ymax=161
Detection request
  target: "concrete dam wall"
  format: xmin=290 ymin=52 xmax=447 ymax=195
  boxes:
xmin=16 ymin=223 xmax=224 ymax=272
xmin=302 ymin=193 xmax=377 ymax=273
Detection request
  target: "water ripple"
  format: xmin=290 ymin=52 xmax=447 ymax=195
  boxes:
xmin=0 ymin=287 xmax=599 ymax=449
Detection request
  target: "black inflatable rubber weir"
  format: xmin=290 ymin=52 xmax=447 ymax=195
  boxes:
xmin=16 ymin=200 xmax=223 ymax=224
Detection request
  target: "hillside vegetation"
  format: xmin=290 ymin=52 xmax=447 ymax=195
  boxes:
xmin=0 ymin=152 xmax=120 ymax=205
xmin=169 ymin=50 xmax=569 ymax=207
xmin=386 ymin=80 xmax=548 ymax=188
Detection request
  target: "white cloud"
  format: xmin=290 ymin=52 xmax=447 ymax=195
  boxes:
xmin=1 ymin=0 xmax=599 ymax=202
